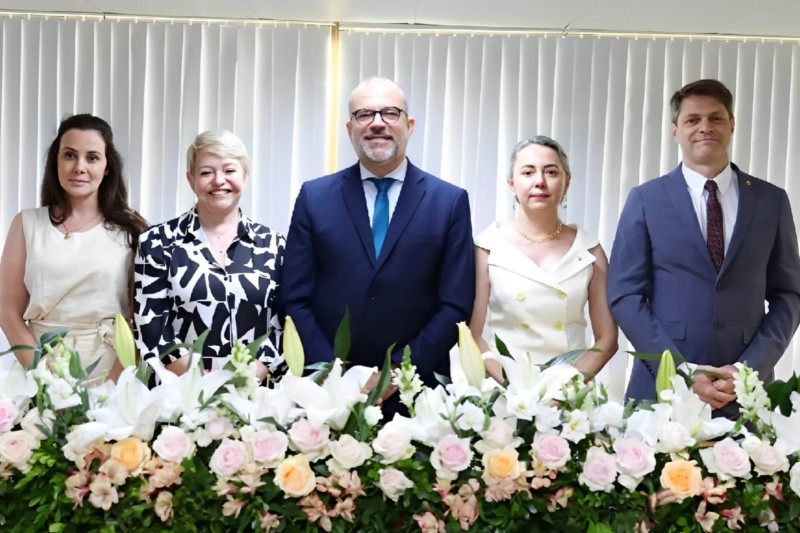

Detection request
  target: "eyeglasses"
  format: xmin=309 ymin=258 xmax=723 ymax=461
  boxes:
xmin=350 ymin=107 xmax=407 ymax=125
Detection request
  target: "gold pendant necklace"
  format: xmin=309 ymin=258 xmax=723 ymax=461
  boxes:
xmin=516 ymin=220 xmax=563 ymax=243
xmin=62 ymin=214 xmax=103 ymax=239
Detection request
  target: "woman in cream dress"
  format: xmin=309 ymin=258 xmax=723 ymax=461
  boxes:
xmin=0 ymin=114 xmax=147 ymax=381
xmin=469 ymin=136 xmax=618 ymax=382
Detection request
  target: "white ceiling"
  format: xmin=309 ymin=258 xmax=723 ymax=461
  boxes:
xmin=1 ymin=0 xmax=798 ymax=38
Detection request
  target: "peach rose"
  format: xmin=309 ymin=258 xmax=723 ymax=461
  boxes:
xmin=482 ymin=447 xmax=522 ymax=480
xmin=275 ymin=454 xmax=316 ymax=497
xmin=660 ymin=459 xmax=702 ymax=499
xmin=110 ymin=437 xmax=151 ymax=472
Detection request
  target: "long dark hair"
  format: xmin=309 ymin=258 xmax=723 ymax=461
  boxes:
xmin=40 ymin=114 xmax=148 ymax=248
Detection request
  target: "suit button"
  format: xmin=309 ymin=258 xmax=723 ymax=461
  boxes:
xmin=522 ymin=322 xmax=530 ymax=330
xmin=713 ymin=322 xmax=724 ymax=330
xmin=516 ymin=292 xmax=525 ymax=301
xmin=556 ymin=290 xmax=567 ymax=300
xmin=554 ymin=321 xmax=565 ymax=331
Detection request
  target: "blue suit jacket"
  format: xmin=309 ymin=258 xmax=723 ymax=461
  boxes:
xmin=609 ymin=164 xmax=800 ymax=404
xmin=281 ymin=161 xmax=475 ymax=386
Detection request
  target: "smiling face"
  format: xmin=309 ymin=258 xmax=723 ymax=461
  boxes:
xmin=346 ymin=78 xmax=415 ymax=176
xmin=508 ymin=143 xmax=570 ymax=213
xmin=56 ymin=128 xmax=108 ymax=202
xmin=672 ymin=94 xmax=735 ymax=176
xmin=186 ymin=151 xmax=246 ymax=215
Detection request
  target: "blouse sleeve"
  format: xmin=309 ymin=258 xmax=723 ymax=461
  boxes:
xmin=134 ymin=227 xmax=181 ymax=364
xmin=257 ymin=231 xmax=287 ymax=376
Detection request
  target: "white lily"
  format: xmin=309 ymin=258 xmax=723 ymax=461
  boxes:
xmin=0 ymin=354 xmax=38 ymax=407
xmin=283 ymin=316 xmax=305 ymax=377
xmin=763 ymin=395 xmax=800 ymax=455
xmin=280 ymin=359 xmax=374 ymax=430
xmin=394 ymin=386 xmax=454 ymax=445
xmin=659 ymin=376 xmax=734 ymax=441
xmin=81 ymin=366 xmax=164 ymax=442
xmin=222 ymin=382 xmax=300 ymax=428
xmin=147 ymin=357 xmax=234 ymax=429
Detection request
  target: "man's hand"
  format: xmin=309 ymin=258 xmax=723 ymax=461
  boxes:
xmin=691 ymin=364 xmax=738 ymax=410
xmin=363 ymin=371 xmax=397 ymax=404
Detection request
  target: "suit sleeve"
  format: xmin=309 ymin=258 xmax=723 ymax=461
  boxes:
xmin=737 ymin=190 xmax=800 ymax=375
xmin=393 ymin=189 xmax=475 ymax=378
xmin=281 ymin=183 xmax=336 ymax=364
xmin=608 ymin=187 xmax=682 ymax=364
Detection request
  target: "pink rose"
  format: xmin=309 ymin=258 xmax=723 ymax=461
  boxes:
xmin=579 ymin=447 xmax=617 ymax=492
xmin=0 ymin=399 xmax=18 ymax=432
xmin=613 ymin=438 xmax=656 ymax=490
xmin=206 ymin=417 xmax=233 ymax=440
xmin=701 ymin=438 xmax=751 ymax=480
xmin=431 ymin=434 xmax=473 ymax=479
xmin=741 ymin=435 xmax=789 ymax=476
xmin=209 ymin=439 xmax=248 ymax=478
xmin=248 ymin=429 xmax=289 ymax=466
xmin=532 ymin=434 xmax=571 ymax=470
xmin=288 ymin=419 xmax=330 ymax=460
xmin=153 ymin=426 xmax=195 ymax=463
xmin=378 ymin=467 xmax=415 ymax=501
xmin=0 ymin=430 xmax=38 ymax=472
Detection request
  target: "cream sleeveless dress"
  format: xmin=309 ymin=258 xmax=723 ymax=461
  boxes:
xmin=475 ymin=222 xmax=598 ymax=365
xmin=22 ymin=207 xmax=131 ymax=380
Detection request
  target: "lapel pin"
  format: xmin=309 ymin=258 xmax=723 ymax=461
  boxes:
xmin=746 ymin=180 xmax=751 ymax=186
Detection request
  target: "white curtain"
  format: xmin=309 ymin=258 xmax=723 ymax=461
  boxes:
xmin=337 ymin=30 xmax=800 ymax=399
xmin=0 ymin=17 xmax=332 ymax=238
xmin=2 ymin=16 xmax=800 ymax=399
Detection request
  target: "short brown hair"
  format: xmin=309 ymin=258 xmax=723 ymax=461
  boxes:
xmin=670 ymin=79 xmax=734 ymax=124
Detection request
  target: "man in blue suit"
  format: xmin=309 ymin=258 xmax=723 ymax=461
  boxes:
xmin=282 ymin=77 xmax=475 ymax=411
xmin=609 ymin=79 xmax=800 ymax=415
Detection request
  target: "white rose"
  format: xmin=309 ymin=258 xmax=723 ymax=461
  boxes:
xmin=741 ymin=435 xmax=789 ymax=476
xmin=372 ymin=421 xmax=415 ymax=464
xmin=0 ymin=430 xmax=38 ymax=472
xmin=578 ymin=447 xmax=617 ymax=492
xmin=455 ymin=402 xmax=486 ymax=433
xmin=328 ymin=434 xmax=372 ymax=471
xmin=590 ymin=402 xmax=624 ymax=432
xmin=613 ymin=438 xmax=656 ymax=490
xmin=153 ymin=426 xmax=195 ymax=463
xmin=378 ymin=467 xmax=415 ymax=501
xmin=657 ymin=421 xmax=694 ymax=453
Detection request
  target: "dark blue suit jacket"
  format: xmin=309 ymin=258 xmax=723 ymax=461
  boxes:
xmin=609 ymin=164 xmax=800 ymax=404
xmin=282 ymin=161 xmax=475 ymax=387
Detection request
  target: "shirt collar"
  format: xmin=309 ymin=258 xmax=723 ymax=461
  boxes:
xmin=359 ymin=158 xmax=408 ymax=183
xmin=682 ymin=163 xmax=734 ymax=196
xmin=186 ymin=207 xmax=254 ymax=242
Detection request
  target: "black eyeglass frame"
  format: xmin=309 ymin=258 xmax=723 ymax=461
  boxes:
xmin=349 ymin=107 xmax=407 ymax=125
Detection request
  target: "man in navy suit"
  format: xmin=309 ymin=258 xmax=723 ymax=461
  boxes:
xmin=609 ymin=79 xmax=800 ymax=415
xmin=282 ymin=77 xmax=475 ymax=410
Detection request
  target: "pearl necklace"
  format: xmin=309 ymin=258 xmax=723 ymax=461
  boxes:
xmin=516 ymin=220 xmax=563 ymax=243
xmin=62 ymin=214 xmax=103 ymax=239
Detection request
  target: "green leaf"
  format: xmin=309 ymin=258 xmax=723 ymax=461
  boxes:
xmin=543 ymin=348 xmax=592 ymax=369
xmin=333 ymin=308 xmax=351 ymax=362
xmin=366 ymin=344 xmax=395 ymax=406
xmin=494 ymin=334 xmax=511 ymax=357
xmin=0 ymin=344 xmax=35 ymax=356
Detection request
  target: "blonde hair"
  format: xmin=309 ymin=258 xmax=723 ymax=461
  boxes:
xmin=186 ymin=130 xmax=251 ymax=177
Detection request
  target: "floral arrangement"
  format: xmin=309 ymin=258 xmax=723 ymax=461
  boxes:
xmin=2 ymin=318 xmax=800 ymax=533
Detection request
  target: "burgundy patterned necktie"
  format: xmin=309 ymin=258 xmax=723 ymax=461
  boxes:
xmin=704 ymin=180 xmax=724 ymax=272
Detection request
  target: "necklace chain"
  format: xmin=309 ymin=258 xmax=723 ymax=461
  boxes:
xmin=62 ymin=214 xmax=103 ymax=240
xmin=516 ymin=220 xmax=563 ymax=243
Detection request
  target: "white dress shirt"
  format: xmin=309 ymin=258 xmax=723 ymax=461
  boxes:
xmin=360 ymin=158 xmax=407 ymax=226
xmin=682 ymin=163 xmax=738 ymax=252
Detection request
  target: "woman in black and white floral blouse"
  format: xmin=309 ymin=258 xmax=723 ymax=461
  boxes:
xmin=134 ymin=130 xmax=285 ymax=379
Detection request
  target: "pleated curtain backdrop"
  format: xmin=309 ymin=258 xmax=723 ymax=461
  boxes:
xmin=2 ymin=15 xmax=800 ymax=399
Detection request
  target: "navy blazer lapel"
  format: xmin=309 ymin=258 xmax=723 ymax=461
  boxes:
xmin=340 ymin=164 xmax=378 ymax=267
xmin=720 ymin=166 xmax=758 ymax=277
xmin=376 ymin=160 xmax=426 ymax=267
xmin=664 ymin=165 xmax=716 ymax=270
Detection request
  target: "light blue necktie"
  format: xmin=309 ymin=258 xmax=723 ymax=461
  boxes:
xmin=368 ymin=177 xmax=394 ymax=257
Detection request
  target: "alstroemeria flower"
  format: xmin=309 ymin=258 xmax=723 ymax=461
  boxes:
xmin=281 ymin=359 xmax=374 ymax=430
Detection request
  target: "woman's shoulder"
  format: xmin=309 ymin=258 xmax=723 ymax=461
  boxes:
xmin=138 ymin=210 xmax=194 ymax=248
xmin=242 ymin=216 xmax=285 ymax=245
xmin=474 ymin=221 xmax=514 ymax=250
xmin=569 ymin=223 xmax=600 ymax=251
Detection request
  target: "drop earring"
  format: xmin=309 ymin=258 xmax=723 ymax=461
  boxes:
xmin=560 ymin=193 xmax=568 ymax=209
